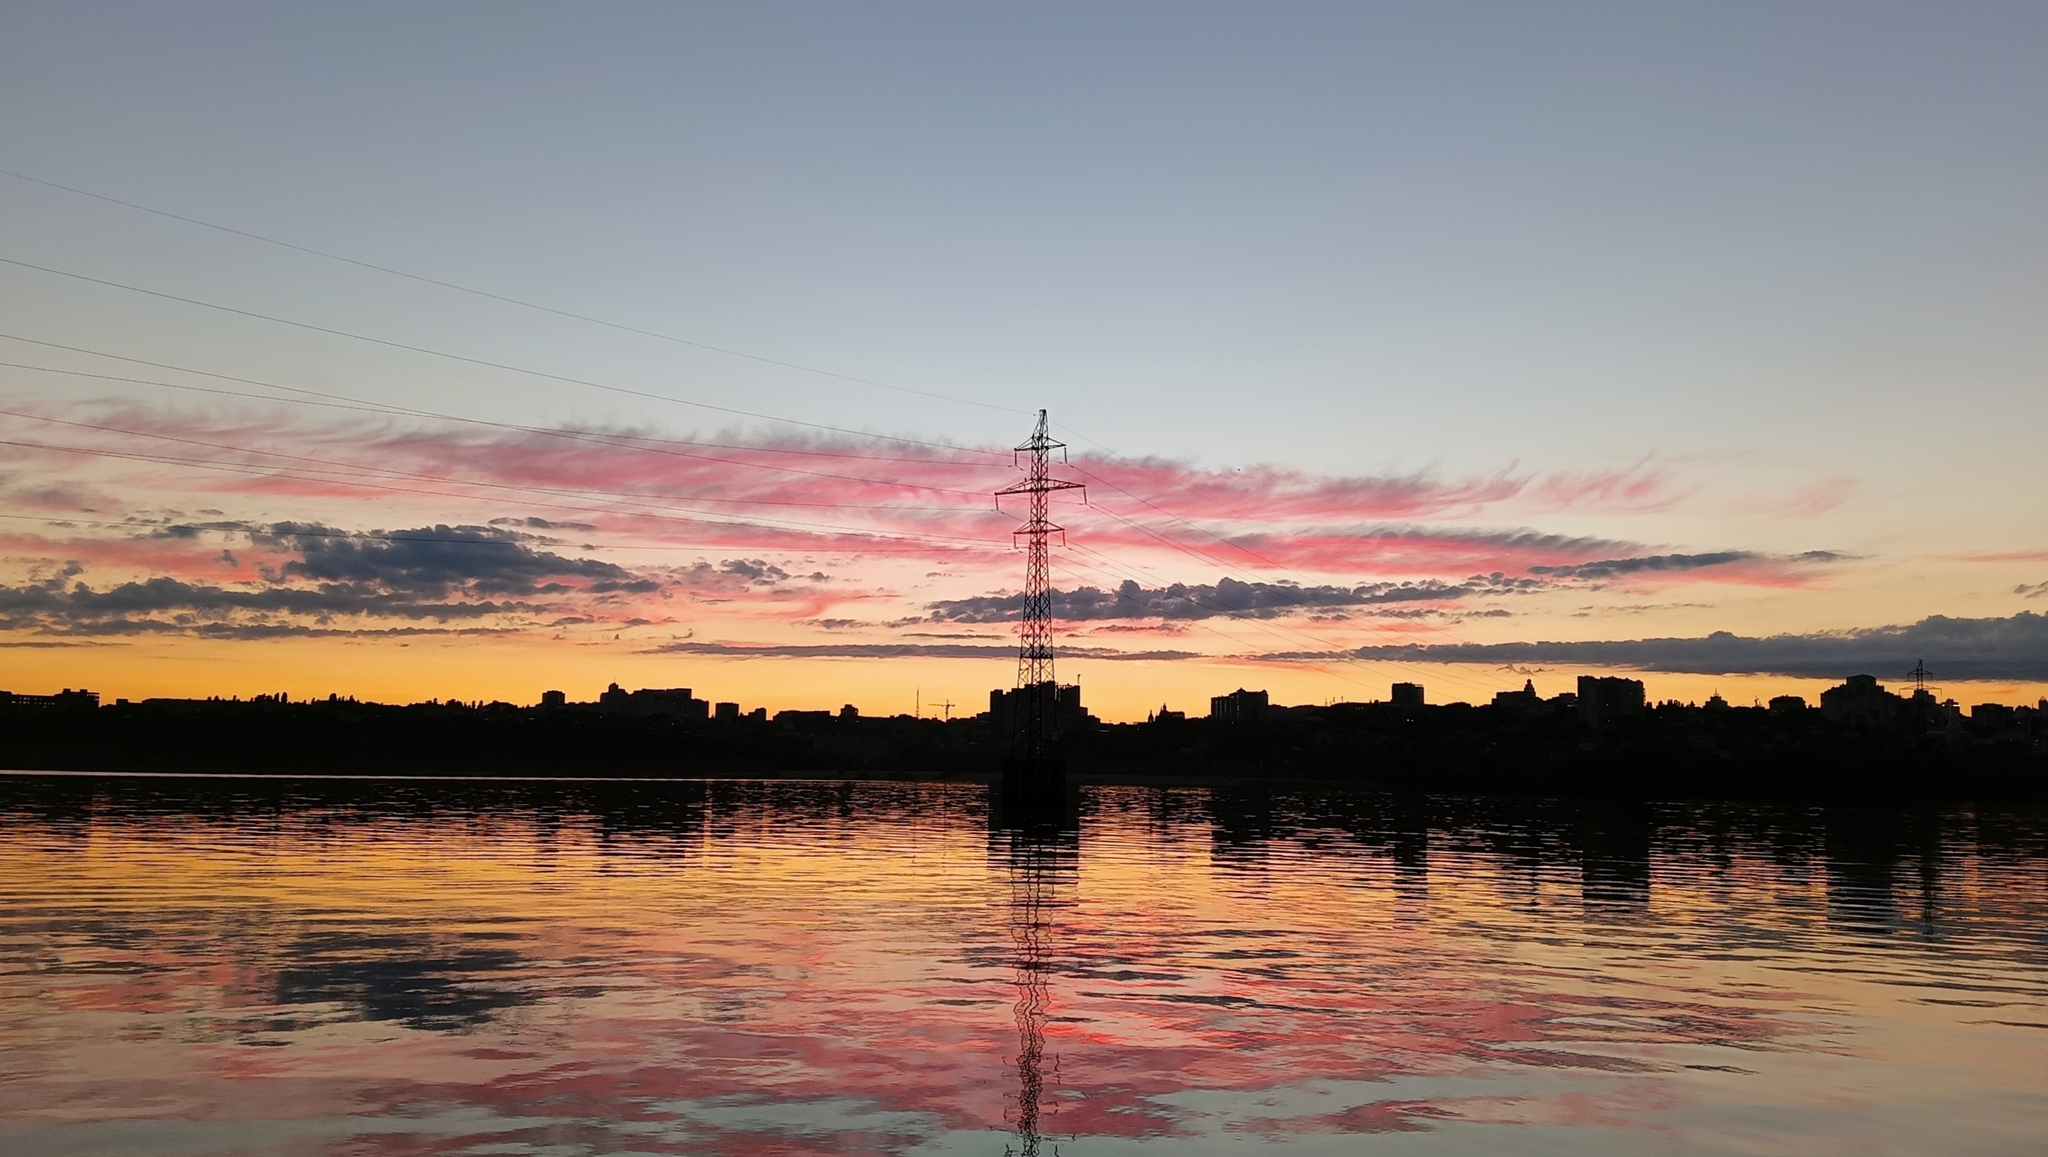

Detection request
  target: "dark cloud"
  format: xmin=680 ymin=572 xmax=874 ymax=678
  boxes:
xmin=670 ymin=558 xmax=814 ymax=592
xmin=1259 ymin=612 xmax=2048 ymax=680
xmin=2016 ymin=581 xmax=2048 ymax=599
xmin=646 ymin=641 xmax=1198 ymax=661
xmin=488 ymin=516 xmax=598 ymax=532
xmin=0 ymin=523 xmax=664 ymax=637
xmin=587 ymin=578 xmax=663 ymax=594
xmin=0 ymin=638 xmax=104 ymax=648
xmin=925 ymin=575 xmax=1539 ymax=624
xmin=1528 ymin=552 xmax=1755 ymax=579
xmin=0 ymin=573 xmax=537 ymax=636
xmin=718 ymin=558 xmax=790 ymax=584
xmin=264 ymin=523 xmax=630 ymax=598
xmin=1527 ymin=551 xmax=1842 ymax=581
xmin=89 ymin=622 xmax=501 ymax=640
xmin=148 ymin=518 xmax=283 ymax=539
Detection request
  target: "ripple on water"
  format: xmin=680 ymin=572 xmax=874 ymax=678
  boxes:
xmin=0 ymin=774 xmax=2045 ymax=1155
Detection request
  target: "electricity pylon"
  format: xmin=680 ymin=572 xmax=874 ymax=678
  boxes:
xmin=1909 ymin=659 xmax=1932 ymax=696
xmin=995 ymin=410 xmax=1085 ymax=764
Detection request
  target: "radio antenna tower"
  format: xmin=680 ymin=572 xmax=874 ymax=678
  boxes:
xmin=995 ymin=410 xmax=1085 ymax=764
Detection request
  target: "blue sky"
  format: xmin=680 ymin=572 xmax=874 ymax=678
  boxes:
xmin=1 ymin=2 xmax=2043 ymax=713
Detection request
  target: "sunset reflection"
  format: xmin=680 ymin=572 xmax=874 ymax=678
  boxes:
xmin=997 ymin=826 xmax=1074 ymax=1156
xmin=1 ymin=776 xmax=2045 ymax=1155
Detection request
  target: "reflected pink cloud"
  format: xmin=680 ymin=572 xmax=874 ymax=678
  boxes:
xmin=3 ymin=781 xmax=2042 ymax=1155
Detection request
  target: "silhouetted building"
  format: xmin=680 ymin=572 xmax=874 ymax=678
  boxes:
xmin=1820 ymin=675 xmax=1903 ymax=730
xmin=0 ymin=688 xmax=99 ymax=710
xmin=1920 ymin=691 xmax=1961 ymax=733
xmin=1769 ymin=695 xmax=1807 ymax=713
xmin=1147 ymin=704 xmax=1186 ymax=724
xmin=1390 ymin=683 xmax=1425 ymax=709
xmin=1577 ymin=676 xmax=1645 ymax=728
xmin=6 ymin=676 xmax=2043 ymax=786
xmin=988 ymin=682 xmax=1089 ymax=738
xmin=1904 ymin=686 xmax=1959 ymax=732
xmin=1492 ymin=679 xmax=1541 ymax=714
xmin=1704 ymin=693 xmax=1731 ymax=712
xmin=839 ymin=703 xmax=859 ymax=720
xmin=598 ymin=683 xmax=709 ymax=718
xmin=539 ymin=689 xmax=567 ymax=708
xmin=715 ymin=701 xmax=740 ymax=720
xmin=1210 ymin=688 xmax=1270 ymax=723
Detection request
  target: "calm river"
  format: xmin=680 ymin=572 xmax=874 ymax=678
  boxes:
xmin=2 ymin=774 xmax=2045 ymax=1155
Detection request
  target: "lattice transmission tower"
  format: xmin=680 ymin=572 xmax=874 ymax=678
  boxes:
xmin=995 ymin=410 xmax=1085 ymax=762
xmin=1908 ymin=659 xmax=1933 ymax=696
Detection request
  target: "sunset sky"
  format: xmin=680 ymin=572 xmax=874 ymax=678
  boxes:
xmin=2 ymin=3 xmax=2043 ymax=720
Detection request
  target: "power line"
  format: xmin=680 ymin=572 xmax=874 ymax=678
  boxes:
xmin=1049 ymin=554 xmax=1383 ymax=696
xmin=0 ymin=512 xmax=663 ymax=550
xmin=0 ymin=510 xmax=984 ymax=556
xmin=0 ymin=425 xmax=1439 ymax=681
xmin=0 ymin=334 xmax=994 ymax=466
xmin=993 ymin=409 xmax=1085 ymax=764
xmin=1053 ymin=424 xmax=1502 ymax=658
xmin=0 ymin=436 xmax=1011 ymax=554
xmin=0 ymin=405 xmax=993 ymax=516
xmin=0 ymin=165 xmax=1026 ymax=417
xmin=0 ymin=169 xmax=1546 ymax=669
xmin=2 ymin=352 xmax=1512 ymax=691
xmin=3 ymin=425 xmax=1515 ymax=690
xmin=1057 ymin=508 xmax=1507 ymax=697
xmin=0 ymin=380 xmax=989 ymax=499
xmin=0 ymin=331 xmax=1485 ymax=666
xmin=0 ymin=340 xmax=1009 ymax=486
xmin=0 ymin=372 xmax=1509 ymax=690
xmin=1 ymin=263 xmax=1521 ymax=673
xmin=0 ymin=187 xmax=1533 ymax=690
xmin=0 ymin=254 xmax=1005 ymax=456
xmin=1068 ymin=495 xmax=1508 ymax=694
xmin=0 ymin=338 xmax=1461 ymax=656
xmin=1056 ymin=540 xmax=1499 ymax=698
xmin=1044 ymin=429 xmax=1537 ymax=699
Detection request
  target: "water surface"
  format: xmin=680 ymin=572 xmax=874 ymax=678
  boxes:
xmin=2 ymin=775 xmax=2045 ymax=1155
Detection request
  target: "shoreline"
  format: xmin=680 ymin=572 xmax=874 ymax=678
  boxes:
xmin=8 ymin=766 xmax=2045 ymax=806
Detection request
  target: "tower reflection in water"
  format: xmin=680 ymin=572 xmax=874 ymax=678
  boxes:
xmin=997 ymin=820 xmax=1076 ymax=1157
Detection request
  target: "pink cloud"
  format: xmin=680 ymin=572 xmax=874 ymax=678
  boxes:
xmin=1735 ymin=477 xmax=1858 ymax=519
xmin=0 ymin=400 xmax=1848 ymax=649
xmin=1066 ymin=457 xmax=1676 ymax=524
xmin=3 ymin=402 xmax=1681 ymax=548
xmin=1522 ymin=461 xmax=1677 ymax=512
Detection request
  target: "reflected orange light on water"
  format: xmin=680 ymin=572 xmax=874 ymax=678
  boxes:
xmin=2 ymin=777 xmax=2045 ymax=1155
